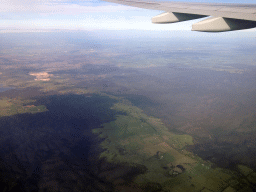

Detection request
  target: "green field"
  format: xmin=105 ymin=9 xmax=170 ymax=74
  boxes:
xmin=0 ymin=98 xmax=48 ymax=117
xmin=92 ymin=99 xmax=255 ymax=191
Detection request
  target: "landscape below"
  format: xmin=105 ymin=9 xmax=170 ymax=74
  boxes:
xmin=0 ymin=31 xmax=255 ymax=192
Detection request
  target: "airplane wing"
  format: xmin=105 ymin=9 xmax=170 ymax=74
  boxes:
xmin=102 ymin=0 xmax=256 ymax=32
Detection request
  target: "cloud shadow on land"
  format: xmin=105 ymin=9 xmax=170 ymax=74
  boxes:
xmin=0 ymin=94 xmax=147 ymax=192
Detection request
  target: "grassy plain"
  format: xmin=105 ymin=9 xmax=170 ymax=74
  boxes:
xmin=92 ymin=99 xmax=254 ymax=191
xmin=0 ymin=98 xmax=47 ymax=117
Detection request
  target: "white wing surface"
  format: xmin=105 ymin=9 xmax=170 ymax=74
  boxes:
xmin=102 ymin=0 xmax=256 ymax=32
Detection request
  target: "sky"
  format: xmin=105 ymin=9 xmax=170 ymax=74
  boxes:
xmin=0 ymin=0 xmax=255 ymax=32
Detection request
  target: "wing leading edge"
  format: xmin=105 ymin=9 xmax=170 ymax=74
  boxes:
xmin=102 ymin=0 xmax=256 ymax=32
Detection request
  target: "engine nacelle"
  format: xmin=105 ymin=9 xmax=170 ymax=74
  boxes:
xmin=192 ymin=17 xmax=256 ymax=32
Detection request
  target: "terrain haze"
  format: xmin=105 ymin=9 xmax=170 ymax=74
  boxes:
xmin=0 ymin=30 xmax=256 ymax=191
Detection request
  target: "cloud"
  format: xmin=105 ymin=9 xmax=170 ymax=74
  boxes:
xmin=0 ymin=0 xmax=136 ymax=14
xmin=0 ymin=0 xmax=171 ymax=31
